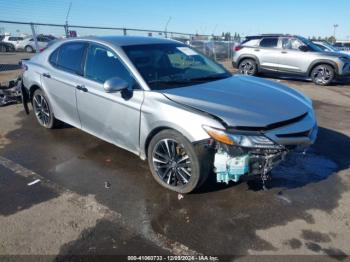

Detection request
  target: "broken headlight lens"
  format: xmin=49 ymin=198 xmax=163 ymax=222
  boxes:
xmin=203 ymin=125 xmax=281 ymax=149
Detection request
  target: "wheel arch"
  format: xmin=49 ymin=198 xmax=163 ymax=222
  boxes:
xmin=25 ymin=45 xmax=34 ymax=52
xmin=237 ymin=55 xmax=260 ymax=68
xmin=143 ymin=126 xmax=190 ymax=159
xmin=307 ymin=60 xmax=339 ymax=76
xmin=29 ymin=84 xmax=41 ymax=102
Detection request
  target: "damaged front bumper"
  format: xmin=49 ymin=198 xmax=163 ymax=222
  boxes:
xmin=214 ymin=144 xmax=288 ymax=184
xmin=214 ymin=142 xmax=288 ymax=184
xmin=202 ymin=111 xmax=318 ymax=185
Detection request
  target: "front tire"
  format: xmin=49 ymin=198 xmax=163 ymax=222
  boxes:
xmin=238 ymin=58 xmax=258 ymax=76
xmin=147 ymin=130 xmax=211 ymax=193
xmin=32 ymin=89 xmax=57 ymax=129
xmin=311 ymin=64 xmax=334 ymax=86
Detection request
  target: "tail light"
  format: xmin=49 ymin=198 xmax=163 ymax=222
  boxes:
xmin=40 ymin=48 xmax=46 ymax=52
xmin=234 ymin=45 xmax=243 ymax=52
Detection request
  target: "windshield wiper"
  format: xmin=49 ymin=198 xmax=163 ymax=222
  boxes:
xmin=147 ymin=74 xmax=230 ymax=89
xmin=187 ymin=74 xmax=230 ymax=82
xmin=147 ymin=79 xmax=195 ymax=89
xmin=148 ymin=79 xmax=192 ymax=85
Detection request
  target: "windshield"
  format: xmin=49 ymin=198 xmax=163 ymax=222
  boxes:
xmin=123 ymin=43 xmax=231 ymax=90
xmin=298 ymin=37 xmax=323 ymax=52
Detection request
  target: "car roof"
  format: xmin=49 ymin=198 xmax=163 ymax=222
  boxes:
xmin=70 ymin=36 xmax=181 ymax=46
xmin=245 ymin=34 xmax=296 ymax=39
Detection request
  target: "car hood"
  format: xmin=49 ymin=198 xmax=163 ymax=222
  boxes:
xmin=161 ymin=76 xmax=311 ymax=128
xmin=317 ymin=51 xmax=349 ymax=58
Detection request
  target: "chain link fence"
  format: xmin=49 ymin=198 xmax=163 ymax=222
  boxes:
xmin=0 ymin=20 xmax=241 ymax=74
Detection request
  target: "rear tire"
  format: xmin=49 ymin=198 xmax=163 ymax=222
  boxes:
xmin=238 ymin=58 xmax=258 ymax=76
xmin=311 ymin=64 xmax=334 ymax=86
xmin=147 ymin=129 xmax=212 ymax=193
xmin=32 ymin=89 xmax=58 ymax=129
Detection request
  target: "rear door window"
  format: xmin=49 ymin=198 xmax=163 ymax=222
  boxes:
xmin=259 ymin=38 xmax=278 ymax=48
xmin=8 ymin=37 xmax=23 ymax=41
xmin=56 ymin=42 xmax=87 ymax=75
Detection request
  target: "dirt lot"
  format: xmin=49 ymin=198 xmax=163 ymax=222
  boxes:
xmin=1 ymin=52 xmax=350 ymax=261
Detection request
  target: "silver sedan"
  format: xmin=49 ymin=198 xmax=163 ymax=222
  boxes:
xmin=21 ymin=36 xmax=317 ymax=193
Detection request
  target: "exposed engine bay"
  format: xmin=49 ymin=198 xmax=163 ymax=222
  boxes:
xmin=200 ymin=124 xmax=313 ymax=189
xmin=212 ymin=141 xmax=289 ymax=189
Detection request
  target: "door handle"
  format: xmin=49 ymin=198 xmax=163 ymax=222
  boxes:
xmin=76 ymin=85 xmax=88 ymax=92
xmin=254 ymin=49 xmax=260 ymax=52
xmin=42 ymin=73 xmax=51 ymax=78
xmin=281 ymin=51 xmax=288 ymax=54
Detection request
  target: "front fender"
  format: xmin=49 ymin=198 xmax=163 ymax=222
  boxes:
xmin=139 ymin=91 xmax=225 ymax=159
xmin=307 ymin=59 xmax=339 ymax=75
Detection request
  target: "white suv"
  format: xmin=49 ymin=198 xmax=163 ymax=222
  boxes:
xmin=16 ymin=35 xmax=52 ymax=53
xmin=1 ymin=35 xmax=24 ymax=50
xmin=233 ymin=34 xmax=350 ymax=85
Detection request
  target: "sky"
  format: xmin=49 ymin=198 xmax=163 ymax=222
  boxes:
xmin=0 ymin=0 xmax=349 ymax=39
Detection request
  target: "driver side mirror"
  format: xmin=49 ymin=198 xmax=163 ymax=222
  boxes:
xmin=103 ymin=77 xmax=129 ymax=93
xmin=299 ymin=45 xmax=309 ymax=52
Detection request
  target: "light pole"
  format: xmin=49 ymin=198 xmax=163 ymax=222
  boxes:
xmin=65 ymin=1 xmax=72 ymax=38
xmin=333 ymin=24 xmax=339 ymax=42
xmin=164 ymin=16 xmax=172 ymax=38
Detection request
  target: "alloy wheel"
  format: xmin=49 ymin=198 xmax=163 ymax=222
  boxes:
xmin=313 ymin=66 xmax=332 ymax=85
xmin=152 ymin=138 xmax=192 ymax=187
xmin=239 ymin=60 xmax=255 ymax=75
xmin=33 ymin=94 xmax=51 ymax=127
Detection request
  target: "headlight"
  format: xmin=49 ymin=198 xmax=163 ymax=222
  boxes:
xmin=203 ymin=125 xmax=281 ymax=149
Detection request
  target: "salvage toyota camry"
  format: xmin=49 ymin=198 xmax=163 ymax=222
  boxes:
xmin=21 ymin=36 xmax=318 ymax=193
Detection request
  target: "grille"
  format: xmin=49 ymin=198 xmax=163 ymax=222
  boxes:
xmin=276 ymin=130 xmax=311 ymax=138
xmin=231 ymin=112 xmax=308 ymax=132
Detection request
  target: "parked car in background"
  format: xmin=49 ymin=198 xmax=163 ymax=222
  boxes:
xmin=190 ymin=40 xmax=207 ymax=53
xmin=233 ymin=34 xmax=350 ymax=85
xmin=333 ymin=41 xmax=350 ymax=53
xmin=17 ymin=35 xmax=54 ymax=52
xmin=190 ymin=40 xmax=234 ymax=60
xmin=0 ymin=41 xmax=15 ymax=52
xmin=312 ymin=40 xmax=350 ymax=55
xmin=1 ymin=35 xmax=24 ymax=50
xmin=22 ymin=36 xmax=317 ymax=193
xmin=206 ymin=41 xmax=231 ymax=60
